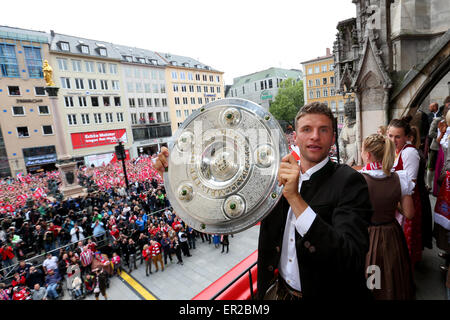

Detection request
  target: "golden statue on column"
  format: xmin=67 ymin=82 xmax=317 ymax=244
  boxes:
xmin=43 ymin=60 xmax=56 ymax=86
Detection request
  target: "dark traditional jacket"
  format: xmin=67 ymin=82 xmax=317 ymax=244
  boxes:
xmin=257 ymin=160 xmax=373 ymax=300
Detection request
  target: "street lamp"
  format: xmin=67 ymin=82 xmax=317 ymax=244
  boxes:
xmin=115 ymin=141 xmax=130 ymax=192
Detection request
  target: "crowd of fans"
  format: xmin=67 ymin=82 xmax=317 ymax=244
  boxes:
xmin=0 ymin=155 xmax=220 ymax=300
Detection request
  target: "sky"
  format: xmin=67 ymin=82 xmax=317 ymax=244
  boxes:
xmin=1 ymin=0 xmax=356 ymax=85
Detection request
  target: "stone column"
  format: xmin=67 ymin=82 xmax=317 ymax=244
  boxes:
xmin=45 ymin=86 xmax=86 ymax=199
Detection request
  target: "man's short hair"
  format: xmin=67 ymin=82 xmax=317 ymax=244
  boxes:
xmin=444 ymin=96 xmax=450 ymax=106
xmin=295 ymin=102 xmax=336 ymax=131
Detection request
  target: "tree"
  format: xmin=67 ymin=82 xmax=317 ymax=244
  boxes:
xmin=269 ymin=78 xmax=304 ymax=124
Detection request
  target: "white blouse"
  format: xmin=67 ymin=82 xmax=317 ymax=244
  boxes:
xmin=359 ymin=168 xmax=415 ymax=196
xmin=393 ymin=143 xmax=420 ymax=182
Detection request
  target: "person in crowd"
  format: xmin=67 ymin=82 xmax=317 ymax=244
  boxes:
xmin=93 ymin=268 xmax=108 ymax=300
xmin=388 ymin=117 xmax=433 ymax=269
xmin=151 ymin=240 xmax=164 ymax=272
xmin=142 ymin=244 xmax=152 ymax=276
xmin=221 ymin=234 xmax=230 ymax=254
xmin=161 ymin=233 xmax=173 ymax=265
xmin=71 ymin=270 xmax=83 ymax=299
xmin=171 ymin=236 xmax=183 ymax=265
xmin=359 ymin=133 xmax=415 ymax=299
xmin=127 ymin=238 xmax=137 ymax=273
xmin=44 ymin=269 xmax=61 ymax=300
xmin=178 ymin=227 xmax=191 ymax=257
xmin=31 ymin=283 xmax=47 ymax=300
xmin=70 ymin=224 xmax=85 ymax=245
xmin=111 ymin=252 xmax=122 ymax=275
xmin=42 ymin=253 xmax=58 ymax=274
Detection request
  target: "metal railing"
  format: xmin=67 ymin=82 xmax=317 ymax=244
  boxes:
xmin=210 ymin=261 xmax=257 ymax=300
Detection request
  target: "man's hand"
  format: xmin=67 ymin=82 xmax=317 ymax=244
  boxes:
xmin=278 ymin=154 xmax=301 ymax=201
xmin=154 ymin=147 xmax=170 ymax=178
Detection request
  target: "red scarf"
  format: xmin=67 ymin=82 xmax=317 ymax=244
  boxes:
xmin=363 ymin=161 xmax=383 ymax=171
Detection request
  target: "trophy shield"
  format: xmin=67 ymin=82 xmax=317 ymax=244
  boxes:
xmin=164 ymin=98 xmax=289 ymax=234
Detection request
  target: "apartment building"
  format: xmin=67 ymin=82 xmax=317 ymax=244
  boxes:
xmin=0 ymin=26 xmax=58 ymax=177
xmin=115 ymin=45 xmax=172 ymax=157
xmin=226 ymin=67 xmax=303 ymax=111
xmin=48 ymin=31 xmax=133 ymax=164
xmin=301 ymin=48 xmax=351 ymax=128
xmin=162 ymin=53 xmax=224 ymax=134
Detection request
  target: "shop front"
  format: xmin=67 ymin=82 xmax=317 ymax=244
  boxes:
xmin=22 ymin=145 xmax=57 ymax=173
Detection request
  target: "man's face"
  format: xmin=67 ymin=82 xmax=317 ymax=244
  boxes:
xmin=294 ymin=114 xmax=335 ymax=171
xmin=387 ymin=126 xmax=407 ymax=152
xmin=429 ymin=103 xmax=438 ymax=113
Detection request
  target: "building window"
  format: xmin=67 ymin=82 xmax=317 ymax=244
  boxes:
xmin=268 ymin=79 xmax=273 ymax=89
xmin=322 ymin=78 xmax=327 ymax=85
xmin=330 ymin=88 xmax=335 ymax=96
xmin=182 ymin=97 xmax=188 ymax=104
xmin=129 ymin=98 xmax=136 ymax=107
xmin=173 ymin=84 xmax=179 ymax=92
xmin=8 ymin=86 xmax=21 ymax=96
xmin=94 ymin=113 xmax=102 ymax=124
xmin=103 ymin=96 xmax=111 ymax=107
xmin=34 ymin=87 xmax=46 ymax=96
xmin=188 ymin=72 xmax=193 ymax=80
xmin=195 ymin=73 xmax=200 ymax=81
xmin=38 ymin=105 xmax=50 ymax=115
xmin=322 ymin=65 xmax=327 ymax=72
xmin=309 ymin=90 xmax=314 ymax=99
xmin=100 ymin=80 xmax=108 ymax=90
xmin=91 ymin=96 xmax=99 ymax=107
xmin=114 ymin=97 xmax=121 ymax=106
xmin=190 ymin=97 xmax=195 ymax=104
xmin=161 ymin=84 xmax=166 ymax=94
xmin=153 ymin=84 xmax=159 ymax=93
xmin=137 ymin=98 xmax=144 ymax=107
xmin=112 ymin=80 xmax=120 ymax=90
xmin=202 ymin=75 xmax=207 ymax=81
xmin=60 ymin=42 xmax=70 ymax=51
xmin=64 ymin=96 xmax=74 ymax=107
xmin=23 ymin=46 xmax=43 ymax=78
xmin=154 ymin=98 xmax=160 ymax=107
xmin=17 ymin=126 xmax=29 ymax=137
xmin=12 ymin=106 xmax=25 ymax=116
xmin=315 ymin=66 xmax=320 ymax=73
xmin=81 ymin=45 xmax=89 ymax=54
xmin=42 ymin=125 xmax=53 ymax=135
xmin=308 ymin=80 xmax=313 ymax=87
xmin=131 ymin=113 xmax=137 ymax=124
xmin=197 ymin=85 xmax=201 ymax=92
xmin=184 ymin=110 xmax=189 ymax=117
xmin=181 ymin=85 xmax=187 ymax=92
xmin=61 ymin=77 xmax=71 ymax=89
xmin=105 ymin=112 xmax=113 ymax=123
xmin=171 ymin=71 xmax=177 ymax=79
xmin=316 ymin=89 xmax=321 ymax=98
xmin=331 ymin=101 xmax=336 ymax=112
xmin=164 ymin=112 xmax=169 ymax=122
xmin=217 ymin=87 xmax=221 ymax=93
xmin=329 ymin=64 xmax=334 ymax=71
xmin=99 ymin=48 xmax=107 ymax=56
xmin=162 ymin=98 xmax=167 ymax=106
xmin=72 ymin=59 xmax=82 ymax=72
xmin=67 ymin=114 xmax=77 ymax=126
xmin=85 ymin=61 xmax=94 ymax=73
xmin=315 ymin=79 xmax=320 ymax=86
xmin=117 ymin=112 xmax=124 ymax=122
xmin=81 ymin=113 xmax=90 ymax=125
xmin=323 ymin=88 xmax=328 ymax=97
xmin=97 ymin=62 xmax=106 ymax=73
xmin=180 ymin=72 xmax=185 ymax=80
xmin=307 ymin=68 xmax=313 ymax=75
xmin=198 ymin=97 xmax=203 ymax=105
xmin=109 ymin=64 xmax=117 ymax=74
xmin=75 ymin=78 xmax=84 ymax=89
xmin=79 ymin=96 xmax=87 ymax=107
xmin=57 ymin=58 xmax=68 ymax=71
xmin=0 ymin=44 xmax=19 ymax=77
xmin=176 ymin=110 xmax=181 ymax=118
xmin=330 ymin=76 xmax=334 ymax=84
xmin=88 ymin=79 xmax=97 ymax=90
xmin=204 ymin=86 xmax=208 ymax=93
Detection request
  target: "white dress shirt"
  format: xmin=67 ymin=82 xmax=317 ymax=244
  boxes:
xmin=278 ymin=156 xmax=329 ymax=291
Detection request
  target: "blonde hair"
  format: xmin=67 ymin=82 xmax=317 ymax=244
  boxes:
xmin=363 ymin=133 xmax=395 ymax=175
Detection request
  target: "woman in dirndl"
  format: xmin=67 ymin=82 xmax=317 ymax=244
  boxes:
xmin=387 ymin=118 xmax=424 ymax=268
xmin=360 ymin=133 xmax=415 ymax=299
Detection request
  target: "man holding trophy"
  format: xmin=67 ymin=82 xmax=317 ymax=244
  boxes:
xmin=154 ymin=101 xmax=373 ymax=300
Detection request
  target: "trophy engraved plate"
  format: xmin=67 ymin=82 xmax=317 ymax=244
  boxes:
xmin=164 ymin=98 xmax=289 ymax=234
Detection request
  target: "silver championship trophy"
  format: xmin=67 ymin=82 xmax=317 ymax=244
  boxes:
xmin=164 ymin=98 xmax=289 ymax=234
